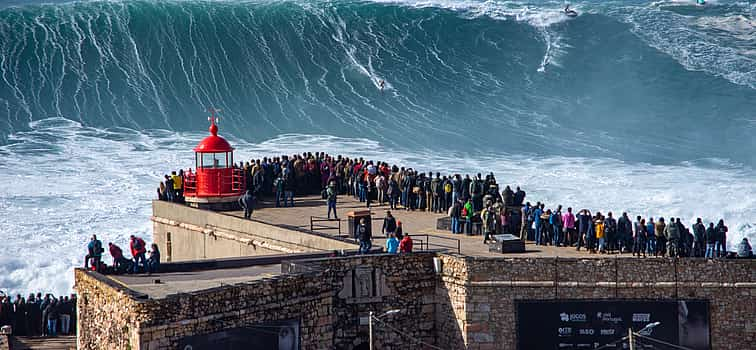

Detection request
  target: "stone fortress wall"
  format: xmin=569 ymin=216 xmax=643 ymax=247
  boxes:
xmin=75 ymin=252 xmax=755 ymax=350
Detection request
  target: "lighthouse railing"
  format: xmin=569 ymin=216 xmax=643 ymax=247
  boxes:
xmin=184 ymin=171 xmax=197 ymax=196
xmin=231 ymin=168 xmax=245 ymax=192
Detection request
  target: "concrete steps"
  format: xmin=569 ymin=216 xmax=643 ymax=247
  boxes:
xmin=9 ymin=336 xmax=75 ymax=350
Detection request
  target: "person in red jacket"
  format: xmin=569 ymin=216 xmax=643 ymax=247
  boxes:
xmin=108 ymin=242 xmax=132 ymax=274
xmin=399 ymin=234 xmax=413 ymax=253
xmin=129 ymin=235 xmax=147 ymax=273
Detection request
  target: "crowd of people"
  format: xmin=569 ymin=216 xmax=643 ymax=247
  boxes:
xmin=0 ymin=293 xmax=76 ymax=337
xmin=159 ymin=151 xmax=751 ymax=259
xmin=83 ymin=234 xmax=161 ymax=275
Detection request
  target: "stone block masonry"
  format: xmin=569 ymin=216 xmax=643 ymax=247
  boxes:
xmin=75 ymin=253 xmax=755 ymax=350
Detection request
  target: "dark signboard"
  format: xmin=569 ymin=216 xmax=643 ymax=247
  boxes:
xmin=178 ymin=319 xmax=300 ymax=350
xmin=516 ymin=300 xmax=710 ymax=350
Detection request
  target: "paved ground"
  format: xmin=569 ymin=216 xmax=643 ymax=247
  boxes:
xmin=110 ymin=264 xmax=282 ymax=298
xmin=232 ymin=194 xmax=639 ymax=259
xmin=9 ymin=336 xmax=75 ymax=350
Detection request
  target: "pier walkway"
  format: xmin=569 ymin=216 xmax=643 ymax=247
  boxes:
xmin=229 ymin=194 xmax=637 ymax=258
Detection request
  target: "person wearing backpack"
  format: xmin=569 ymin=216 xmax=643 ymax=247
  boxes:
xmin=326 ymin=182 xmax=338 ymax=219
xmin=463 ymin=199 xmax=474 ymax=235
xmin=430 ymin=173 xmax=441 ymax=213
xmin=238 ymin=190 xmax=255 ymax=219
xmin=130 ymin=235 xmax=147 ymax=273
xmin=449 ymin=200 xmax=462 ymax=234
xmin=442 ymin=177 xmax=453 ymax=212
xmin=470 ymin=174 xmax=483 ymax=212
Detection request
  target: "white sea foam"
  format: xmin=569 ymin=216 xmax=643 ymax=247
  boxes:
xmin=1 ymin=119 xmax=754 ymax=296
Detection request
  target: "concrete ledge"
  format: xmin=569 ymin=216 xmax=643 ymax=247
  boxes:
xmin=156 ymin=252 xmax=341 ymax=273
xmin=74 ymin=268 xmax=149 ymax=300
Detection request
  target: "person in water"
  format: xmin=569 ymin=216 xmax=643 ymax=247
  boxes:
xmin=378 ymin=80 xmax=385 ymax=91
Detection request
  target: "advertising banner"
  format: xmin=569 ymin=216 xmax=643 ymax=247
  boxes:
xmin=516 ymin=299 xmax=709 ymax=350
xmin=178 ymin=319 xmax=300 ymax=350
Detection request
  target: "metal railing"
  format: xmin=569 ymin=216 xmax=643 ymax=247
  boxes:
xmin=410 ymin=234 xmax=461 ymax=254
xmin=310 ymin=216 xmax=342 ymax=236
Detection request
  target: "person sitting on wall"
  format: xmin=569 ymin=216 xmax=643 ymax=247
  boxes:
xmin=108 ymin=242 xmax=133 ymax=274
xmin=399 ymin=234 xmax=413 ymax=253
xmin=386 ymin=232 xmax=399 ymax=254
xmin=737 ymin=238 xmax=752 ymax=258
xmin=147 ymin=243 xmax=161 ymax=274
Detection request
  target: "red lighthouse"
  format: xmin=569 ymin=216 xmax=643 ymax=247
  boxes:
xmin=183 ymin=109 xmax=245 ymax=210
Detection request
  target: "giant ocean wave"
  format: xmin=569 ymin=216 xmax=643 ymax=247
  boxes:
xmin=1 ymin=0 xmax=755 ymax=295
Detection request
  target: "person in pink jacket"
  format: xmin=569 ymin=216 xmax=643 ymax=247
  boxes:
xmin=562 ymin=207 xmax=576 ymax=246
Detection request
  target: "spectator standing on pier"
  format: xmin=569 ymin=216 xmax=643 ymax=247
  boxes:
xmin=357 ymin=218 xmax=372 ymax=254
xmin=59 ymin=297 xmax=72 ymax=335
xmin=617 ymin=212 xmax=632 ymax=253
xmin=327 ymin=182 xmax=338 ymax=219
xmin=716 ymin=219 xmax=728 ymax=257
xmin=665 ymin=217 xmax=680 ymax=257
xmin=431 ymin=173 xmax=441 ymax=213
xmin=163 ymin=175 xmax=174 ymax=202
xmin=44 ymin=299 xmax=59 ymax=337
xmin=283 ymin=171 xmax=295 ymax=207
xmin=551 ymin=206 xmax=563 ymax=246
xmin=634 ymin=218 xmax=647 ymax=258
xmin=514 ymin=186 xmax=526 ymax=206
xmin=13 ymin=296 xmax=26 ymax=336
xmin=533 ymin=204 xmax=544 ymax=245
xmin=562 ymin=207 xmax=575 ymax=246
xmin=171 ymin=171 xmax=183 ymax=201
xmin=130 ymin=235 xmax=147 ymax=273
xmin=655 ymin=218 xmax=667 ymax=257
xmin=705 ymin=223 xmax=716 ymax=258
xmin=449 ymin=199 xmax=461 ymax=234
xmin=463 ymin=199 xmax=474 ymax=235
xmin=386 ymin=233 xmax=399 ymax=254
xmin=443 ymin=176 xmax=453 ymax=212
xmin=84 ymin=235 xmax=103 ymax=271
xmin=238 ymin=190 xmax=255 ymax=219
xmin=693 ymin=218 xmax=706 ymax=257
xmin=388 ymin=177 xmax=399 ymax=210
xmin=395 ymin=221 xmax=404 ymax=240
xmin=382 ymin=211 xmax=397 ymax=237
xmin=576 ymin=210 xmax=591 ymax=251
xmin=274 ymin=175 xmax=284 ymax=207
xmin=646 ymin=218 xmax=656 ymax=256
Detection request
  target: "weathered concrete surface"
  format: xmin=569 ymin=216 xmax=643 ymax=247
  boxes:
xmin=152 ymin=200 xmax=356 ymax=262
xmin=109 ymin=264 xmax=282 ymax=299
xmin=9 ymin=336 xmax=75 ymax=350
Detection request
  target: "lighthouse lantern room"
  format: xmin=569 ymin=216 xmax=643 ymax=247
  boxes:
xmin=183 ymin=109 xmax=245 ymax=210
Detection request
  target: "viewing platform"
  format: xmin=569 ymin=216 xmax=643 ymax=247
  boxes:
xmin=223 ymin=193 xmax=639 ymax=259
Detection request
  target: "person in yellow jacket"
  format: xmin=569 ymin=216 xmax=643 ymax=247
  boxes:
xmin=170 ymin=171 xmax=183 ymax=200
xmin=595 ymin=213 xmax=606 ymax=253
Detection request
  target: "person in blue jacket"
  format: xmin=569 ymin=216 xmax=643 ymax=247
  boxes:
xmin=386 ymin=232 xmax=400 ymax=254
